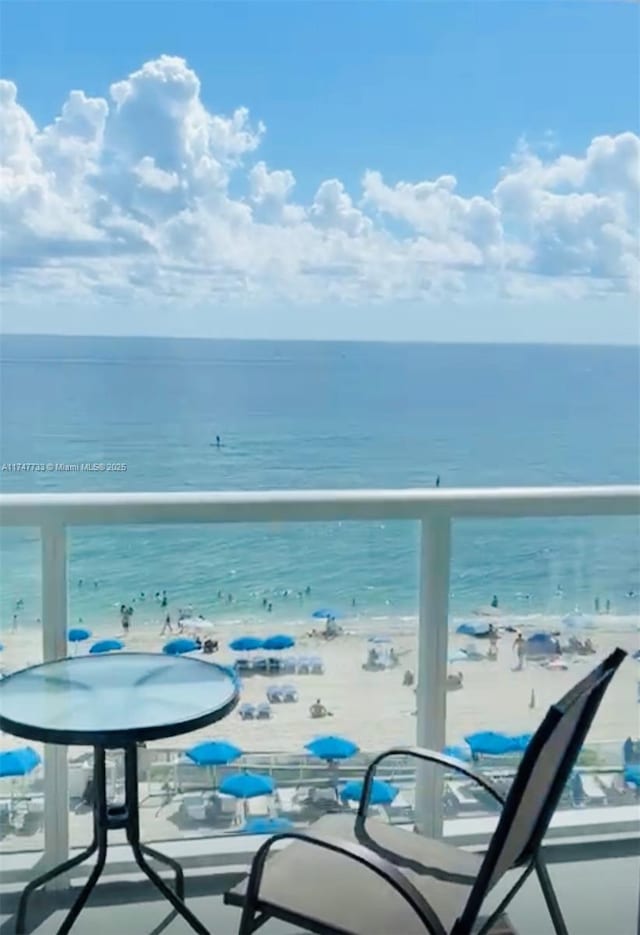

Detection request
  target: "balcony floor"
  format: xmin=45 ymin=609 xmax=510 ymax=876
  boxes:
xmin=1 ymin=855 xmax=638 ymax=935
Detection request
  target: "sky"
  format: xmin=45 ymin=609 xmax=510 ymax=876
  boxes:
xmin=0 ymin=1 xmax=639 ymax=343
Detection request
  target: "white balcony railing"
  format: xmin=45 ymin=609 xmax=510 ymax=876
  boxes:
xmin=1 ymin=485 xmax=638 ymax=881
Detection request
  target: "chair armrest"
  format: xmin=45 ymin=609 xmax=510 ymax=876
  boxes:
xmin=241 ymin=830 xmax=447 ymax=935
xmin=358 ymin=746 xmax=506 ymax=819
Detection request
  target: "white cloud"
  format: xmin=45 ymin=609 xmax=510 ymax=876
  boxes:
xmin=1 ymin=55 xmax=638 ymax=313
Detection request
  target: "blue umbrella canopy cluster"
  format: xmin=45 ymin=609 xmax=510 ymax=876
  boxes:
xmin=0 ymin=747 xmax=42 ymax=778
xmin=89 ymin=638 xmax=124 ymax=654
xmin=185 ymin=741 xmax=243 ymax=767
xmin=219 ymin=772 xmax=275 ymax=799
xmin=305 ymin=735 xmax=359 ymax=761
xmin=340 ymin=778 xmax=398 ymax=806
xmin=465 ymin=731 xmax=533 ymax=757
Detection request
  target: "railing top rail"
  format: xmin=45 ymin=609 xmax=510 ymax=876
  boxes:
xmin=0 ymin=485 xmax=638 ymax=526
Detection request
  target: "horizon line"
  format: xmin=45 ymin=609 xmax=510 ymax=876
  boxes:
xmin=0 ymin=332 xmax=638 ymax=351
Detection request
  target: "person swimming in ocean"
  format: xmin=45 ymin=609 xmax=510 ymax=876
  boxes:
xmin=216 ymin=435 xmax=221 ymax=447
xmin=435 ymin=475 xmax=440 ymax=487
xmin=490 ymin=594 xmax=499 ymax=609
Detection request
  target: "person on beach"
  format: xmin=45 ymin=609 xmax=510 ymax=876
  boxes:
xmin=121 ymin=607 xmax=131 ymax=633
xmin=594 ymin=596 xmax=600 ymax=613
xmin=11 ymin=613 xmax=18 ymax=632
xmin=403 ymin=669 xmax=414 ymax=686
xmin=513 ymin=631 xmax=525 ymax=669
xmin=488 ymin=623 xmax=499 ymax=659
xmin=309 ymin=699 xmax=331 ymax=719
xmin=161 ymin=613 xmax=172 ymax=635
xmin=160 ymin=590 xmax=168 ymax=609
xmin=267 ymin=602 xmax=273 ymax=612
xmin=605 ymin=599 xmax=611 ymax=613
xmin=490 ymin=594 xmax=499 ymax=609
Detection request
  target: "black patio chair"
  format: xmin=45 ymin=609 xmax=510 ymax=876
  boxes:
xmin=225 ymin=647 xmax=626 ymax=935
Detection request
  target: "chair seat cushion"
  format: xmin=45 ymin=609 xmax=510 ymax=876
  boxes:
xmin=226 ymin=813 xmax=482 ymax=934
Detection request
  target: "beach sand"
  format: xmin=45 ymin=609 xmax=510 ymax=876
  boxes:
xmin=1 ymin=612 xmax=638 ymax=759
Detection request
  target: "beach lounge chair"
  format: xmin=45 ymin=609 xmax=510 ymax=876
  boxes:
xmin=256 ymin=702 xmax=272 ymax=720
xmin=281 ymin=655 xmax=297 ymax=674
xmin=296 ymin=656 xmax=311 ymax=674
xmin=235 ymin=658 xmax=252 ymax=675
xmin=309 ymin=655 xmax=325 ymax=674
xmin=238 ymin=703 xmax=256 ymax=720
xmin=281 ymin=684 xmax=298 ymax=702
xmin=225 ymin=647 xmax=625 ymax=935
xmin=579 ymin=773 xmax=607 ymax=805
xmin=266 ymin=685 xmax=284 ymax=703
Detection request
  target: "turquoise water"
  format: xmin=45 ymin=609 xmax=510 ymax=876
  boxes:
xmin=0 ymin=335 xmax=638 ymax=633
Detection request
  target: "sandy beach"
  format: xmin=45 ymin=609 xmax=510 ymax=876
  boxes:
xmin=1 ymin=611 xmax=638 ymax=759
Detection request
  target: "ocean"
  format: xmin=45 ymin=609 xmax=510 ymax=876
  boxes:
xmin=0 ymin=335 xmax=638 ymax=635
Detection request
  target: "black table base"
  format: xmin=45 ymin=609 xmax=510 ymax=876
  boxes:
xmin=16 ymin=745 xmax=210 ymax=935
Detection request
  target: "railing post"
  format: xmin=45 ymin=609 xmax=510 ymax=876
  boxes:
xmin=41 ymin=521 xmax=69 ymax=887
xmin=415 ymin=516 xmax=451 ymax=838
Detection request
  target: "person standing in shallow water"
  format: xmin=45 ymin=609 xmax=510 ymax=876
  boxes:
xmin=435 ymin=475 xmax=440 ymax=487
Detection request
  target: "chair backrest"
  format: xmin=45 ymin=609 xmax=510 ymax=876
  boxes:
xmin=460 ymin=648 xmax=626 ymax=928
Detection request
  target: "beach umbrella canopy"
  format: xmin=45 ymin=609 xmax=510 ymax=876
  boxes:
xmin=241 ymin=817 xmax=294 ymax=835
xmin=528 ymin=631 xmax=552 ymax=643
xmin=448 ymin=649 xmax=469 ymax=664
xmin=190 ymin=619 xmax=216 ymax=632
xmin=464 ymin=731 xmax=532 ymax=757
xmin=311 ymin=608 xmax=342 ymax=620
xmin=340 ymin=778 xmax=398 ymax=806
xmin=562 ymin=613 xmax=597 ymax=630
xmin=305 ymin=735 xmax=359 ymax=761
xmin=219 ymin=772 xmax=275 ymax=799
xmin=0 ymin=747 xmax=41 ymax=778
xmin=263 ymin=634 xmax=295 ymax=651
xmin=456 ymin=621 xmax=490 ymax=637
xmin=443 ymin=744 xmax=472 ymax=762
xmin=229 ymin=636 xmax=264 ymax=652
xmin=163 ymin=637 xmax=199 ymax=655
xmin=89 ymin=638 xmax=124 ymax=654
xmin=68 ymin=627 xmax=91 ymax=643
xmin=624 ymin=764 xmax=640 ymax=788
xmin=185 ymin=741 xmax=243 ymax=767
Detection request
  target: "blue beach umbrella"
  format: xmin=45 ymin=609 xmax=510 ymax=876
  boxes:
xmin=89 ymin=638 xmax=124 ymax=654
xmin=163 ymin=637 xmax=199 ymax=655
xmin=219 ymin=772 xmax=275 ymax=799
xmin=562 ymin=613 xmax=597 ymax=630
xmin=0 ymin=747 xmax=41 ymax=778
xmin=465 ymin=731 xmax=532 ymax=757
xmin=305 ymin=735 xmax=359 ymax=761
xmin=186 ymin=741 xmax=243 ymax=767
xmin=229 ymin=636 xmax=264 ymax=652
xmin=340 ymin=778 xmax=398 ymax=806
xmin=443 ymin=744 xmax=472 ymax=762
xmin=241 ymin=816 xmax=294 ymax=835
xmin=68 ymin=627 xmax=91 ymax=647
xmin=456 ymin=621 xmax=490 ymax=637
xmin=263 ymin=634 xmax=295 ymax=651
xmin=311 ymin=608 xmax=343 ymax=620
xmin=0 ymin=642 xmax=4 ymax=652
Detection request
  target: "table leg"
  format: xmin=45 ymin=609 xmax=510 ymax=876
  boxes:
xmin=124 ymin=745 xmax=209 ymax=935
xmin=16 ymin=748 xmax=109 ymax=935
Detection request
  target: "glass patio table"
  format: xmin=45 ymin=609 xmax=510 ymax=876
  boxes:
xmin=0 ymin=652 xmax=239 ymax=935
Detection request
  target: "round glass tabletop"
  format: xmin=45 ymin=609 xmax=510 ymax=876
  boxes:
xmin=0 ymin=653 xmax=239 ymax=746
